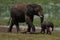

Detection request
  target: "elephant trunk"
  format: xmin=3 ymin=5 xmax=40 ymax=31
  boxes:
xmin=38 ymin=11 xmax=44 ymax=24
xmin=40 ymin=15 xmax=44 ymax=23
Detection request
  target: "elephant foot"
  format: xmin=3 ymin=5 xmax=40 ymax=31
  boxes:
xmin=8 ymin=30 xmax=12 ymax=33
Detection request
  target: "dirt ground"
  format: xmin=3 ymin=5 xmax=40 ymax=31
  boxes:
xmin=0 ymin=26 xmax=60 ymax=34
xmin=0 ymin=27 xmax=41 ymax=33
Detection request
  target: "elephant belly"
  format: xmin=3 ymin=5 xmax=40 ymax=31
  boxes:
xmin=19 ymin=16 xmax=25 ymax=22
xmin=19 ymin=18 xmax=25 ymax=22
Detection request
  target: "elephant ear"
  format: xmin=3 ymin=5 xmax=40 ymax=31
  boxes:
xmin=27 ymin=4 xmax=34 ymax=11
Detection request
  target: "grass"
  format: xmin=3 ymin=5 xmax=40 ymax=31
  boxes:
xmin=0 ymin=0 xmax=60 ymax=27
xmin=0 ymin=30 xmax=60 ymax=40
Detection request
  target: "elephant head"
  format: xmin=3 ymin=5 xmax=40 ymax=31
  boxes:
xmin=27 ymin=4 xmax=44 ymax=23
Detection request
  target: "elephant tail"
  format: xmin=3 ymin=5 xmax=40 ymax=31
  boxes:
xmin=7 ymin=17 xmax=11 ymax=26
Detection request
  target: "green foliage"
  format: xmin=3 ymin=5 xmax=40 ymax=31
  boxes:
xmin=0 ymin=0 xmax=60 ymax=27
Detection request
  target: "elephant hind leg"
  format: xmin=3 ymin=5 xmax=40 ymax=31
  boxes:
xmin=40 ymin=28 xmax=45 ymax=34
xmin=40 ymin=28 xmax=43 ymax=33
xmin=46 ymin=27 xmax=51 ymax=35
xmin=8 ymin=20 xmax=14 ymax=32
xmin=32 ymin=25 xmax=35 ymax=32
xmin=14 ymin=21 xmax=20 ymax=33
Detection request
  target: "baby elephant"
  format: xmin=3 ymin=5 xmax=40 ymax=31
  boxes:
xmin=40 ymin=21 xmax=54 ymax=34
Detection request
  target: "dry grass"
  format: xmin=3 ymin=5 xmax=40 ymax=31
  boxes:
xmin=0 ymin=30 xmax=60 ymax=40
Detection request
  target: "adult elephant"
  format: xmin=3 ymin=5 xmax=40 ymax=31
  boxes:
xmin=8 ymin=3 xmax=44 ymax=33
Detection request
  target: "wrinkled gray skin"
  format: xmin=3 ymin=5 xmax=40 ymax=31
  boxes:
xmin=40 ymin=21 xmax=54 ymax=34
xmin=8 ymin=3 xmax=44 ymax=33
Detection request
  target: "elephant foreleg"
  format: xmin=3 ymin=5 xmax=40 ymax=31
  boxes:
xmin=25 ymin=15 xmax=35 ymax=33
